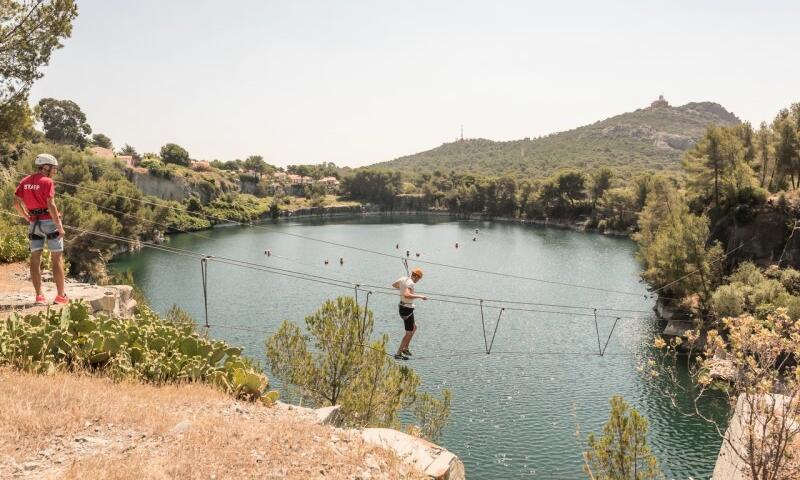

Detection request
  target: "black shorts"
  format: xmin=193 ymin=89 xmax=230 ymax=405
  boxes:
xmin=399 ymin=304 xmax=415 ymax=331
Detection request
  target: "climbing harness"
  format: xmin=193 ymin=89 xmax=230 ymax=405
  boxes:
xmin=27 ymin=208 xmax=60 ymax=241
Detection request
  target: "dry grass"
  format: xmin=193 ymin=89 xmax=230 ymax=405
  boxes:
xmin=0 ymin=369 xmax=425 ymax=479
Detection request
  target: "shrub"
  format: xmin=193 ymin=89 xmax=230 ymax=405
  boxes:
xmin=0 ymin=301 xmax=278 ymax=404
xmin=711 ymin=283 xmax=747 ymax=318
xmin=0 ymin=221 xmax=28 ymax=263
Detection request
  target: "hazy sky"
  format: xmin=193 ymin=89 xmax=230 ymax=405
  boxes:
xmin=30 ymin=0 xmax=800 ymax=168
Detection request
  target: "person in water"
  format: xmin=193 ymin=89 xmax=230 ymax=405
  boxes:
xmin=392 ymin=268 xmax=427 ymax=360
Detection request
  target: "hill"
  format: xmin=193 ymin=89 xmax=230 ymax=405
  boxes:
xmin=372 ymin=98 xmax=741 ymax=178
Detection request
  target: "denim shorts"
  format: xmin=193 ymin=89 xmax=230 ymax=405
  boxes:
xmin=29 ymin=219 xmax=63 ymax=253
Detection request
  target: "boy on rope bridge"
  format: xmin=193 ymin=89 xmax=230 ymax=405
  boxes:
xmin=13 ymin=153 xmax=68 ymax=305
xmin=392 ymin=267 xmax=427 ymax=360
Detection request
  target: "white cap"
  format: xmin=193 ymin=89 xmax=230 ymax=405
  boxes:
xmin=35 ymin=153 xmax=58 ymax=167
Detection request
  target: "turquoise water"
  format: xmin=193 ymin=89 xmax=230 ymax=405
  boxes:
xmin=113 ymin=214 xmax=723 ymax=479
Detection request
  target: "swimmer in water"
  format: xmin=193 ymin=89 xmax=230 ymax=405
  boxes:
xmin=324 ymin=259 xmax=329 ymax=265
xmin=265 ymin=250 xmax=271 ymax=257
xmin=455 ymin=242 xmax=459 ymax=248
xmin=339 ymin=257 xmax=344 ymax=265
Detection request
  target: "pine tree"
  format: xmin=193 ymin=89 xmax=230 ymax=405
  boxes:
xmin=584 ymin=396 xmax=662 ymax=480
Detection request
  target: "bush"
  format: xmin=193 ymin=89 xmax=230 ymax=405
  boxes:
xmin=0 ymin=301 xmax=278 ymax=404
xmin=0 ymin=221 xmax=28 ymax=263
xmin=711 ymin=283 xmax=747 ymax=318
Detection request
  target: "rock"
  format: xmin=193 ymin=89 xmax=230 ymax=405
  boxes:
xmin=22 ymin=461 xmax=38 ymax=471
xmin=314 ymin=405 xmax=342 ymax=426
xmin=172 ymin=420 xmax=192 ymax=434
xmin=360 ymin=428 xmax=465 ymax=480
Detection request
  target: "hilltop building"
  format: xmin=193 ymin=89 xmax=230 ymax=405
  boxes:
xmin=650 ymin=94 xmax=670 ymax=108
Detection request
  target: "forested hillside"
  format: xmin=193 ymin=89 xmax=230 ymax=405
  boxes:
xmin=374 ymin=100 xmax=741 ymax=178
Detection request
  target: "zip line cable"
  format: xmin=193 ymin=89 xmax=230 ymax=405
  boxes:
xmin=22 ymin=186 xmax=657 ymax=314
xmin=47 ymin=179 xmax=651 ymax=299
xmin=1 ymin=209 xmax=651 ymax=322
xmin=1 ymin=208 xmax=635 ymax=356
xmin=60 ymin=193 xmax=214 ymax=240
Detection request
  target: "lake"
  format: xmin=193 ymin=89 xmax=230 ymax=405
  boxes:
xmin=113 ymin=214 xmax=723 ymax=479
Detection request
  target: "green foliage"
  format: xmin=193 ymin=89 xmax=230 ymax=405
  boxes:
xmin=139 ymin=158 xmax=173 ymax=178
xmin=412 ymin=389 xmax=452 ymax=442
xmin=287 ymin=162 xmax=340 ymax=180
xmin=266 ymin=297 xmax=451 ymax=437
xmin=0 ymin=217 xmax=28 ymax=263
xmin=584 ymin=395 xmax=662 ymax=480
xmin=160 ymin=143 xmax=190 ymax=167
xmin=0 ymin=301 xmax=277 ymax=402
xmin=710 ymin=262 xmax=800 ymax=321
xmin=341 ymin=169 xmax=403 ymax=205
xmin=91 ymin=133 xmax=113 ymax=149
xmin=36 ymin=98 xmax=92 ymax=148
xmin=269 ymin=199 xmax=281 ymax=219
xmin=202 ymin=193 xmax=269 ymax=223
xmin=0 ymin=99 xmax=34 ymax=153
xmin=0 ymin=0 xmax=78 ymax=105
xmin=635 ymin=179 xmax=724 ymax=300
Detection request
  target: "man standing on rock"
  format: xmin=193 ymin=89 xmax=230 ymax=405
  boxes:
xmin=13 ymin=153 xmax=68 ymax=305
xmin=392 ymin=268 xmax=427 ymax=360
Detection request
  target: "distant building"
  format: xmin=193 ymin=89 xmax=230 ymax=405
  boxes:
xmin=650 ymin=94 xmax=669 ymax=108
xmin=316 ymin=176 xmax=340 ymax=194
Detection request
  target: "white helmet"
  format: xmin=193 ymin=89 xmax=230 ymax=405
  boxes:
xmin=35 ymin=153 xmax=58 ymax=167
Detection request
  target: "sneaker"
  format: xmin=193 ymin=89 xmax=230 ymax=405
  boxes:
xmin=53 ymin=295 xmax=69 ymax=305
xmin=34 ymin=295 xmax=46 ymax=305
xmin=401 ymin=349 xmax=413 ymax=356
xmin=394 ymin=353 xmax=409 ymax=361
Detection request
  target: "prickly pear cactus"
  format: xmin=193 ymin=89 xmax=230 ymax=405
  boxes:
xmin=0 ymin=301 xmax=276 ymax=404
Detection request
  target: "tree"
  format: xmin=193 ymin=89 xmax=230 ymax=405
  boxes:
xmin=635 ymin=179 xmax=724 ymax=300
xmin=36 ymin=97 xmax=92 ymax=147
xmin=654 ymin=310 xmax=800 ymax=480
xmin=160 ymin=143 xmax=190 ymax=166
xmin=266 ymin=297 xmax=451 ymax=438
xmin=91 ymin=133 xmax=112 ymax=149
xmin=556 ymin=170 xmax=587 ymax=207
xmin=773 ymin=110 xmax=800 ymax=189
xmin=0 ymin=98 xmax=33 ymax=153
xmin=243 ymin=155 xmax=266 ymax=177
xmin=119 ymin=144 xmax=138 ymax=156
xmin=590 ymin=167 xmax=613 ymax=208
xmin=583 ymin=396 xmax=661 ymax=480
xmin=756 ymin=122 xmax=773 ymax=189
xmin=0 ymin=0 xmax=78 ymax=106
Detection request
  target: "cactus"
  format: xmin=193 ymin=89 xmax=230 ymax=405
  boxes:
xmin=0 ymin=300 xmax=276 ymax=405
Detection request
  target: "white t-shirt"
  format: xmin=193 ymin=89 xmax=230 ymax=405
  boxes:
xmin=396 ymin=276 xmax=416 ymax=306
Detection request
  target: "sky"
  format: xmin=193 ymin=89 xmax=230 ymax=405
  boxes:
xmin=29 ymin=0 xmax=800 ymax=168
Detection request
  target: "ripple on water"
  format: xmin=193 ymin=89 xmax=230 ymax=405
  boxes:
xmin=113 ymin=215 xmax=725 ymax=479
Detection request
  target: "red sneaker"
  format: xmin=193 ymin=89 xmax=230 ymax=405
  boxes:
xmin=53 ymin=295 xmax=69 ymax=305
xmin=34 ymin=295 xmax=46 ymax=305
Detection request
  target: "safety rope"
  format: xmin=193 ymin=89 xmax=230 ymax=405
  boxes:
xmin=45 ymin=180 xmax=653 ymax=298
